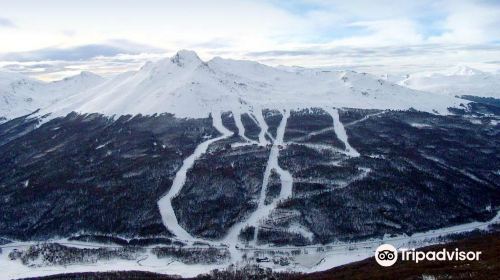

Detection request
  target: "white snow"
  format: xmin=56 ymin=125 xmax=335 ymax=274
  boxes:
xmin=232 ymin=109 xmax=258 ymax=144
xmin=224 ymin=106 xmax=362 ymax=254
xmin=325 ymin=108 xmax=360 ymax=157
xmin=288 ymin=223 xmax=314 ymax=241
xmin=252 ymin=108 xmax=273 ymax=145
xmin=0 ymin=71 xmax=105 ymax=122
xmin=3 ymin=211 xmax=497 ymax=279
xmin=0 ymin=246 xmax=226 ymax=280
xmin=25 ymin=50 xmax=467 ymax=123
xmin=224 ymin=109 xmax=292 ymax=257
xmin=409 ymin=123 xmax=431 ymax=128
xmin=157 ymin=111 xmax=233 ymax=243
xmin=344 ymin=111 xmax=386 ymax=127
xmin=399 ymin=65 xmax=500 ymax=98
xmin=1 ymin=51 xmax=497 ymax=278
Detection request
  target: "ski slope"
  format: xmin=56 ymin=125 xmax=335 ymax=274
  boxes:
xmin=157 ymin=111 xmax=233 ymax=242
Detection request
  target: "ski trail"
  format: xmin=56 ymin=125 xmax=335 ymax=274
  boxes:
xmin=223 ymin=110 xmax=292 ymax=256
xmin=253 ymin=109 xmax=272 ymax=145
xmin=157 ymin=111 xmax=233 ymax=242
xmin=344 ymin=111 xmax=386 ymax=127
xmin=251 ymin=109 xmax=292 ymax=242
xmin=291 ymin=127 xmax=334 ymax=142
xmin=272 ymin=110 xmax=293 ymax=200
xmin=233 ymin=110 xmax=257 ymax=144
xmin=325 ymin=108 xmax=360 ymax=157
xmin=421 ymin=153 xmax=490 ymax=185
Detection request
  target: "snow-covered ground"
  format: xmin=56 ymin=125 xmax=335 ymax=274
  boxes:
xmin=1 ymin=210 xmax=498 ymax=279
xmin=22 ymin=50 xmax=467 ymax=124
xmin=0 ymin=244 xmax=226 ymax=279
xmin=5 ymin=53 xmax=498 ymax=125
xmin=325 ymin=108 xmax=360 ymax=157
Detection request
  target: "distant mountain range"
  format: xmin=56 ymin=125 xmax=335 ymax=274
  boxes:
xmin=0 ymin=71 xmax=104 ymax=122
xmin=398 ymin=65 xmax=500 ymax=98
xmin=2 ymin=50 xmax=482 ymax=123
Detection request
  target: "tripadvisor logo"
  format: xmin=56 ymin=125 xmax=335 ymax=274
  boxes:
xmin=375 ymin=244 xmax=398 ymax=267
xmin=375 ymin=244 xmax=482 ymax=267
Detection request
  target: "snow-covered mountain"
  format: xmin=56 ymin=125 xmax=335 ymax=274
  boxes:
xmin=0 ymin=72 xmax=43 ymax=121
xmin=0 ymin=71 xmax=105 ymax=122
xmin=399 ymin=65 xmax=500 ymax=98
xmin=1 ymin=50 xmax=498 ymax=277
xmin=38 ymin=50 xmax=465 ymax=120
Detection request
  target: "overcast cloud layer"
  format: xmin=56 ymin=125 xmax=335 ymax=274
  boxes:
xmin=1 ymin=0 xmax=499 ymax=80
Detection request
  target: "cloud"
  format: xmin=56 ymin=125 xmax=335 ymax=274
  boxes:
xmin=0 ymin=17 xmax=15 ymax=28
xmin=1 ymin=0 xmax=500 ymax=78
xmin=0 ymin=52 xmax=170 ymax=81
xmin=0 ymin=40 xmax=165 ymax=61
xmin=61 ymin=30 xmax=76 ymax=37
xmin=189 ymin=39 xmax=234 ymax=50
xmin=330 ymin=19 xmax=424 ymax=47
xmin=428 ymin=0 xmax=500 ymax=44
xmin=265 ymin=0 xmax=500 ymax=47
xmin=243 ymin=42 xmax=500 ymax=74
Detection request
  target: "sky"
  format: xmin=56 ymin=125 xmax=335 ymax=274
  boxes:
xmin=0 ymin=0 xmax=500 ymax=80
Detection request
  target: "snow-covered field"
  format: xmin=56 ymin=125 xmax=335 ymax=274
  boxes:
xmin=1 ymin=211 xmax=498 ymax=279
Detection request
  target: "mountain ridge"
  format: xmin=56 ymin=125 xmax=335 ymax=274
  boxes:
xmin=0 ymin=71 xmax=106 ymax=122
xmin=28 ymin=50 xmax=466 ymax=122
xmin=399 ymin=65 xmax=500 ymax=98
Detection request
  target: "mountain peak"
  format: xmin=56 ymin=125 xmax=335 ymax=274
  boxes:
xmin=170 ymin=50 xmax=202 ymax=67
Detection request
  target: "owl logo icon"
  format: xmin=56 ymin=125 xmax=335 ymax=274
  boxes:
xmin=375 ymin=244 xmax=398 ymax=266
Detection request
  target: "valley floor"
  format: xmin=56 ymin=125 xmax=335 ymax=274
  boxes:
xmin=10 ymin=224 xmax=500 ymax=280
xmin=1 ymin=211 xmax=498 ymax=280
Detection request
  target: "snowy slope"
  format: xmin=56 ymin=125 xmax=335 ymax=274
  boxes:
xmin=399 ymin=65 xmax=500 ymax=98
xmin=0 ymin=72 xmax=44 ymax=121
xmin=36 ymin=50 xmax=466 ymax=121
xmin=41 ymin=51 xmax=242 ymax=119
xmin=0 ymin=71 xmax=105 ymax=122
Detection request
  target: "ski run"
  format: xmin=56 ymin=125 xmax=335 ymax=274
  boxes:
xmin=157 ymin=107 xmax=381 ymax=261
xmin=157 ymin=111 xmax=233 ymax=243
